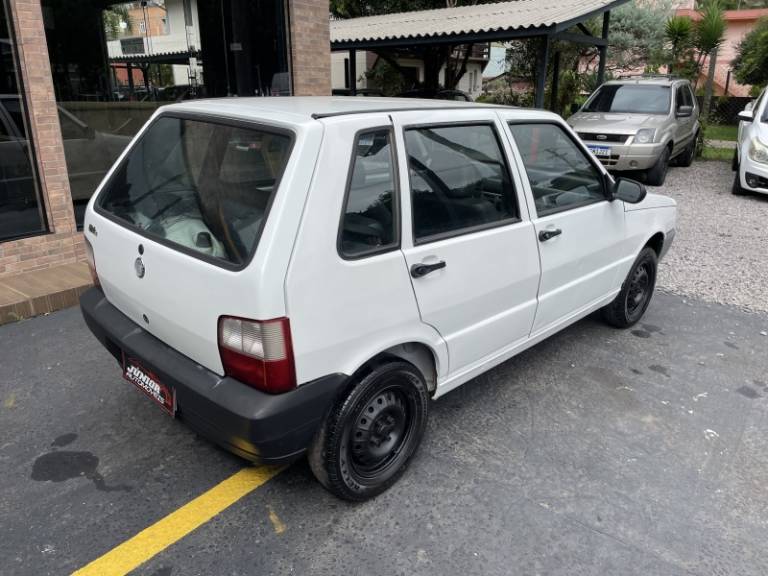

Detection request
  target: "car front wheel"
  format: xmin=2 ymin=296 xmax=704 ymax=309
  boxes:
xmin=645 ymin=147 xmax=671 ymax=186
xmin=308 ymin=361 xmax=429 ymax=501
xmin=602 ymin=247 xmax=658 ymax=328
xmin=675 ymin=134 xmax=697 ymax=167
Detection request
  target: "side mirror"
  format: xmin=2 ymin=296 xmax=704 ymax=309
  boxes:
xmin=737 ymin=110 xmax=754 ymax=123
xmin=612 ymin=177 xmax=646 ymax=204
xmin=570 ymin=102 xmax=580 ymax=115
xmin=745 ymin=101 xmax=755 ymax=112
xmin=676 ymin=105 xmax=693 ymax=118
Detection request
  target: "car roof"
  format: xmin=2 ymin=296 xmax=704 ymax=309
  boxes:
xmin=603 ymin=77 xmax=687 ymax=87
xmin=165 ymin=96 xmax=515 ymax=125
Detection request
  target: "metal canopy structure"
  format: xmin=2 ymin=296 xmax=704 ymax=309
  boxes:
xmin=330 ymin=0 xmax=631 ymax=108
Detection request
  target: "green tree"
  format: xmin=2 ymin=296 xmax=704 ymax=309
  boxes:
xmin=665 ymin=15 xmax=693 ymax=73
xmin=732 ymin=16 xmax=768 ymax=87
xmin=501 ymin=0 xmax=672 ymax=114
xmin=102 ymin=5 xmax=130 ymax=41
xmin=331 ymin=0 xmax=496 ymax=93
xmin=694 ymin=0 xmax=727 ymax=120
xmin=696 ymin=0 xmax=768 ymax=8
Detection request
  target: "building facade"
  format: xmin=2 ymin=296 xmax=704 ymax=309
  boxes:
xmin=330 ymin=45 xmax=490 ymax=100
xmin=0 ymin=0 xmax=330 ymax=278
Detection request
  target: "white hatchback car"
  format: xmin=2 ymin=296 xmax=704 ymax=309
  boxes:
xmin=80 ymin=97 xmax=676 ymax=500
xmin=733 ymin=87 xmax=768 ymax=195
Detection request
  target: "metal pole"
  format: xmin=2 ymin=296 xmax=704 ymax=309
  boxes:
xmin=597 ymin=10 xmax=610 ymax=86
xmin=348 ymin=49 xmax=357 ymax=95
xmin=550 ymin=51 xmax=561 ymax=112
xmin=535 ymin=36 xmax=550 ymax=109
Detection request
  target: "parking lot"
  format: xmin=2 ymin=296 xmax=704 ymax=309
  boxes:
xmin=2 ymin=160 xmax=768 ymax=576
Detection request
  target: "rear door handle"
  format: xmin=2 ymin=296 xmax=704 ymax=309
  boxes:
xmin=410 ymin=261 xmax=446 ymax=278
xmin=538 ymin=228 xmax=562 ymax=242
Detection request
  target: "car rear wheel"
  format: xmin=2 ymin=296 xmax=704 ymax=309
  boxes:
xmin=602 ymin=247 xmax=658 ymax=328
xmin=645 ymin=147 xmax=671 ymax=186
xmin=308 ymin=361 xmax=429 ymax=501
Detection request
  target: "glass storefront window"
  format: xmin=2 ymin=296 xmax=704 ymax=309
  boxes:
xmin=1 ymin=0 xmax=48 ymax=241
xmin=42 ymin=0 xmax=291 ymax=229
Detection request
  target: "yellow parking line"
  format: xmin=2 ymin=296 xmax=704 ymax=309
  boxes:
xmin=72 ymin=465 xmax=283 ymax=576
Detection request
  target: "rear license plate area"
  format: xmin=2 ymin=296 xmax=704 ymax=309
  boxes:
xmin=122 ymin=356 xmax=176 ymax=416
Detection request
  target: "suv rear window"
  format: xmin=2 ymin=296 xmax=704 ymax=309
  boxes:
xmin=584 ymin=85 xmax=671 ymax=115
xmin=98 ymin=115 xmax=292 ymax=266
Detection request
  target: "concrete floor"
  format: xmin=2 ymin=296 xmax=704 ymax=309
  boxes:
xmin=2 ymin=291 xmax=767 ymax=576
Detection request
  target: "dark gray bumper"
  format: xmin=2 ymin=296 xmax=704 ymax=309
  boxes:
xmin=79 ymin=287 xmax=347 ymax=464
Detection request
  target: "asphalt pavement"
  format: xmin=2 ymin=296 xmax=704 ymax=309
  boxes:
xmin=2 ymin=290 xmax=768 ymax=576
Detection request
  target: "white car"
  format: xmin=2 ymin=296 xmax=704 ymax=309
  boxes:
xmin=734 ymin=87 xmax=768 ymax=195
xmin=79 ymin=98 xmax=676 ymax=500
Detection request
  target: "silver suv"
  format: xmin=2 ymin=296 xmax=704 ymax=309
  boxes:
xmin=567 ymin=76 xmax=700 ymax=186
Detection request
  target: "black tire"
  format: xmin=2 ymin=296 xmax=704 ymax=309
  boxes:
xmin=732 ymin=169 xmax=747 ymax=196
xmin=308 ymin=361 xmax=429 ymax=501
xmin=602 ymin=247 xmax=658 ymax=328
xmin=644 ymin=146 xmax=671 ymax=186
xmin=732 ymin=149 xmax=739 ymax=172
xmin=675 ymin=134 xmax=697 ymax=168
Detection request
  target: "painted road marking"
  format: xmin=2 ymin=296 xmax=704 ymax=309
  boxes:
xmin=267 ymin=504 xmax=286 ymax=534
xmin=72 ymin=465 xmax=283 ymax=576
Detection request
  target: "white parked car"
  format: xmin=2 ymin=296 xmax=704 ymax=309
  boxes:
xmin=80 ymin=98 xmax=677 ymax=500
xmin=733 ymin=87 xmax=768 ymax=195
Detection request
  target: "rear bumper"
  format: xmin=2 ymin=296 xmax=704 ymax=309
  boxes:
xmin=80 ymin=287 xmax=347 ymax=464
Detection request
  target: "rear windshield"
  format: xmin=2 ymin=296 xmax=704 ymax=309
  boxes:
xmin=584 ymin=85 xmax=671 ymax=115
xmin=97 ymin=115 xmax=293 ymax=266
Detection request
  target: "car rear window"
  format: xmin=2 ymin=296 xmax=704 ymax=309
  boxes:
xmin=97 ymin=115 xmax=293 ymax=266
xmin=584 ymin=85 xmax=671 ymax=115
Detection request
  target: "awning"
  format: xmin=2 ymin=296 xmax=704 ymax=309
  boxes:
xmin=330 ymin=0 xmax=630 ymax=49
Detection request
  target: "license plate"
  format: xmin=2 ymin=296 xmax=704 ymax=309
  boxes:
xmin=123 ymin=356 xmax=176 ymax=416
xmin=588 ymin=145 xmax=612 ymax=157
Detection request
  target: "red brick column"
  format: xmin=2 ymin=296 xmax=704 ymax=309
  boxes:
xmin=288 ymin=0 xmax=331 ymax=96
xmin=0 ymin=0 xmax=81 ymax=277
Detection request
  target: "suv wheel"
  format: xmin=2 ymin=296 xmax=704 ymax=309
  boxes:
xmin=602 ymin=247 xmax=658 ymax=328
xmin=308 ymin=361 xmax=429 ymax=501
xmin=645 ymin=147 xmax=671 ymax=186
xmin=675 ymin=134 xmax=697 ymax=168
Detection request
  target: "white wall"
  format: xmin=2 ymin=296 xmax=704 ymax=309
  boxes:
xmin=330 ymin=51 xmax=485 ymax=98
xmin=331 ymin=51 xmax=369 ymax=90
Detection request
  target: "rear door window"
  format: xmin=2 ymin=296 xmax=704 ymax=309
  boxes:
xmin=404 ymin=123 xmax=518 ymax=242
xmin=339 ymin=129 xmax=398 ymax=258
xmin=97 ymin=115 xmax=293 ymax=267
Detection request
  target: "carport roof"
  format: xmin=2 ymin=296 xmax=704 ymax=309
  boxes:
xmin=330 ymin=0 xmax=630 ymax=49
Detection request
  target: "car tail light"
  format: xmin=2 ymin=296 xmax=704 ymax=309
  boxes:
xmin=218 ymin=316 xmax=296 ymax=394
xmin=84 ymin=237 xmax=100 ymax=287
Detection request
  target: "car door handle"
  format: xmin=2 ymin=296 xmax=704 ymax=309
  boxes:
xmin=538 ymin=228 xmax=562 ymax=242
xmin=410 ymin=261 xmax=446 ymax=278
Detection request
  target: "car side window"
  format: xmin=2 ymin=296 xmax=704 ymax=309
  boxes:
xmin=404 ymin=123 xmax=518 ymax=242
xmin=339 ymin=129 xmax=398 ymax=258
xmin=508 ymin=123 xmax=607 ymax=216
xmin=685 ymin=85 xmax=695 ymax=108
xmin=676 ymin=86 xmax=689 ymax=110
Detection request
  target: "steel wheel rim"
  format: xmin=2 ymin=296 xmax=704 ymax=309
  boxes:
xmin=626 ymin=262 xmax=651 ymax=317
xmin=348 ymin=384 xmax=415 ymax=481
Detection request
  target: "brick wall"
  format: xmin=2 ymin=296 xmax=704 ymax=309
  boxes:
xmin=0 ymin=0 xmax=331 ymax=279
xmin=289 ymin=0 xmax=331 ymax=96
xmin=0 ymin=0 xmax=81 ymax=278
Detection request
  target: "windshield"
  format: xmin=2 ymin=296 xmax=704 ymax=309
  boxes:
xmin=584 ymin=85 xmax=671 ymax=114
xmin=98 ymin=116 xmax=292 ymax=266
